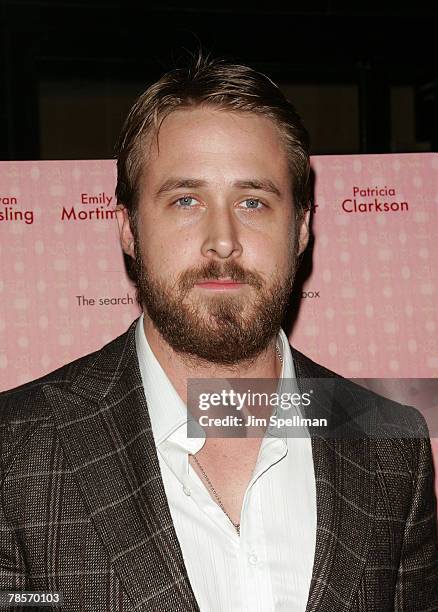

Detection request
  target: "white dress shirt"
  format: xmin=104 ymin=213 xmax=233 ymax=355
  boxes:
xmin=135 ymin=315 xmax=316 ymax=612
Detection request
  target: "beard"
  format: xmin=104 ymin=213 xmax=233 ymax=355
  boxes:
xmin=133 ymin=238 xmax=300 ymax=367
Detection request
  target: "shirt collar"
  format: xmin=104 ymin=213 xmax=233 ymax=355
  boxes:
xmin=135 ymin=313 xmax=297 ymax=450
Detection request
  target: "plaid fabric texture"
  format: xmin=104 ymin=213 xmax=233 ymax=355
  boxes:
xmin=1 ymin=320 xmax=437 ymax=611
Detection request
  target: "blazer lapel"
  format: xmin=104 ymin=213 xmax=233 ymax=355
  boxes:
xmin=43 ymin=322 xmax=199 ymax=612
xmin=292 ymin=348 xmax=377 ymax=612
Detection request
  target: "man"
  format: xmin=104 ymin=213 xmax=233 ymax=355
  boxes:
xmin=1 ymin=53 xmax=437 ymax=612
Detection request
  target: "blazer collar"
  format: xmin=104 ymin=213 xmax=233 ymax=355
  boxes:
xmin=44 ymin=323 xmax=376 ymax=612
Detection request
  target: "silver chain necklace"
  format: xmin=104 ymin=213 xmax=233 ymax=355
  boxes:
xmin=189 ymin=343 xmax=283 ymax=536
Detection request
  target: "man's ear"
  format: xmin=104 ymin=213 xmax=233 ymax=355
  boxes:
xmin=297 ymin=208 xmax=311 ymax=256
xmin=116 ymin=205 xmax=135 ymax=259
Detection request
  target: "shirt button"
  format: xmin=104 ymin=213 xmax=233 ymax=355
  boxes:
xmin=183 ymin=485 xmax=191 ymax=496
xmin=248 ymin=553 xmax=258 ymax=566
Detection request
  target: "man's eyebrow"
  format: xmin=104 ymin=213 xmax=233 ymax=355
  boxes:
xmin=154 ymin=178 xmax=207 ymax=198
xmin=232 ymin=179 xmax=282 ymax=198
xmin=154 ymin=177 xmax=282 ymax=198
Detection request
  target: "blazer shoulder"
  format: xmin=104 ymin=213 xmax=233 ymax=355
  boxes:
xmin=1 ymin=349 xmax=96 ymax=414
xmin=0 ymin=349 xmax=97 ymax=472
xmin=0 ymin=322 xmax=137 ymax=476
xmin=0 ymin=322 xmax=136 ymax=433
xmin=290 ymin=345 xmax=341 ymax=379
xmin=290 ymin=344 xmax=430 ymax=440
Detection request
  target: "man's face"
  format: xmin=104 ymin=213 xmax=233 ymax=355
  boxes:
xmin=117 ymin=107 xmax=309 ymax=365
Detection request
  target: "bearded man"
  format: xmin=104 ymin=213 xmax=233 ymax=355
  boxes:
xmin=1 ymin=54 xmax=437 ymax=612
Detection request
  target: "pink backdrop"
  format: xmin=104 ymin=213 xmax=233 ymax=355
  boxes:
xmin=1 ymin=154 xmax=437 ymax=489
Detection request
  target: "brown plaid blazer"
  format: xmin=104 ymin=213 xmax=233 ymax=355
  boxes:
xmin=1 ymin=320 xmax=437 ymax=611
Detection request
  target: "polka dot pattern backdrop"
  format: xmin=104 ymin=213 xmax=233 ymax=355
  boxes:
xmin=1 ymin=154 xmax=437 ymax=382
xmin=0 ymin=160 xmax=140 ymax=388
xmin=1 ymin=155 xmax=437 ymax=383
xmin=293 ymin=153 xmax=438 ymax=380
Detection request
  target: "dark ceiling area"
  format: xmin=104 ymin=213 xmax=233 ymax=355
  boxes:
xmin=1 ymin=1 xmax=437 ymax=160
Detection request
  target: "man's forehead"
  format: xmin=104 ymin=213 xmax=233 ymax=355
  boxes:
xmin=148 ymin=106 xmax=285 ymax=151
xmin=137 ymin=107 xmax=291 ymax=194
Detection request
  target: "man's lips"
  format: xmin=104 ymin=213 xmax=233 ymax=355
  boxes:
xmin=195 ymin=278 xmax=247 ymax=290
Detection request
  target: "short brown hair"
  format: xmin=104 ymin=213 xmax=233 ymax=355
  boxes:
xmin=115 ymin=51 xmax=311 ymax=228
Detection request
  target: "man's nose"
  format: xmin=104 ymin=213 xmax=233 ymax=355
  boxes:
xmin=200 ymin=206 xmax=243 ymax=260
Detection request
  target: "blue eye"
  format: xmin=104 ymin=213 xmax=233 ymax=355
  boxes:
xmin=175 ymin=196 xmax=198 ymax=208
xmin=241 ymin=198 xmax=264 ymax=211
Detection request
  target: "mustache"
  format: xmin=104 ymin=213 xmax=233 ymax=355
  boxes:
xmin=178 ymin=261 xmax=264 ymax=292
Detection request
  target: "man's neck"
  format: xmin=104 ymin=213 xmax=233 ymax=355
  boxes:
xmin=142 ymin=313 xmax=282 ymax=405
